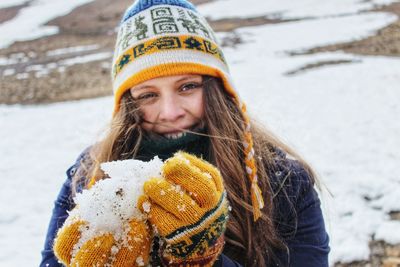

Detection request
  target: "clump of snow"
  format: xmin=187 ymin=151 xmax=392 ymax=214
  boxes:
xmin=71 ymin=156 xmax=163 ymax=233
xmin=0 ymin=57 xmax=18 ymax=66
xmin=66 ymin=156 xmax=163 ymax=259
xmin=375 ymin=221 xmax=400 ymax=245
xmin=58 ymin=52 xmax=113 ymax=66
xmin=142 ymin=201 xmax=151 ymax=213
xmin=46 ymin=45 xmax=100 ymax=57
xmin=16 ymin=73 xmax=29 ymax=80
xmin=18 ymin=63 xmax=59 ymax=78
xmin=35 ymin=70 xmax=50 ymax=78
xmin=135 ymin=256 xmax=145 ymax=266
xmin=2 ymin=69 xmax=15 ymax=76
xmin=173 ymin=152 xmax=190 ymax=165
xmin=26 ymin=64 xmax=46 ymax=72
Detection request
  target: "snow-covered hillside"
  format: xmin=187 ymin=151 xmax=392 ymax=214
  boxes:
xmin=1 ymin=0 xmax=399 ymax=266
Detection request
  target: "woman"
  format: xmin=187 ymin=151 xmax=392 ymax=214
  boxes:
xmin=40 ymin=0 xmax=330 ymax=266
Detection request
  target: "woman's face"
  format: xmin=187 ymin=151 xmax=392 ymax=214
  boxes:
xmin=130 ymin=74 xmax=205 ymax=138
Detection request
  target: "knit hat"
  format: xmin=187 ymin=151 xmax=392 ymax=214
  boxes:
xmin=111 ymin=0 xmax=264 ymax=221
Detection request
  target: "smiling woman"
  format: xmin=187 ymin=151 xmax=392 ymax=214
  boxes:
xmin=40 ymin=0 xmax=330 ymax=266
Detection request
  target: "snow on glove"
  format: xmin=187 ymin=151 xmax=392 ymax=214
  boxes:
xmin=53 ymin=212 xmax=151 ymax=267
xmin=139 ymin=152 xmax=229 ymax=267
xmin=54 ymin=157 xmax=165 ymax=267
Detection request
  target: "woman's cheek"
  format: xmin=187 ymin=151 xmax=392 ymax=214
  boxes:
xmin=140 ymin=106 xmax=157 ymax=128
xmin=193 ymin=91 xmax=205 ymax=118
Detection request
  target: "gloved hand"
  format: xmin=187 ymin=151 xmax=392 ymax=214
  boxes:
xmin=139 ymin=152 xmax=229 ymax=266
xmin=53 ymin=214 xmax=151 ymax=267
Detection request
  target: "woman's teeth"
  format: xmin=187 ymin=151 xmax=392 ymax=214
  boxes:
xmin=165 ymin=132 xmax=186 ymax=139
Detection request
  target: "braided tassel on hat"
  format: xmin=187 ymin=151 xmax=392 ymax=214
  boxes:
xmin=240 ymin=102 xmax=264 ymax=221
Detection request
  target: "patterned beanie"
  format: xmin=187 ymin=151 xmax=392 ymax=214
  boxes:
xmin=111 ymin=0 xmax=264 ymax=221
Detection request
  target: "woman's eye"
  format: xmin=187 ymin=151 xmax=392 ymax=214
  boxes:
xmin=181 ymin=82 xmax=202 ymax=92
xmin=137 ymin=92 xmax=157 ymax=100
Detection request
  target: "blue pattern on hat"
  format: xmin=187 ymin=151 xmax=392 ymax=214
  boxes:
xmin=122 ymin=0 xmax=197 ymax=23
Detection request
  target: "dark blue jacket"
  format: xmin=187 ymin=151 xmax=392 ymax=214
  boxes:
xmin=40 ymin=151 xmax=329 ymax=266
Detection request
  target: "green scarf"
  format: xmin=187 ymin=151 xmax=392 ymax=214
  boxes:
xmin=136 ymin=130 xmax=210 ymax=162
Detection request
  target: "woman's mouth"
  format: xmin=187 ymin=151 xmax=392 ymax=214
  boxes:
xmin=164 ymin=132 xmax=187 ymax=139
xmin=157 ymin=122 xmax=203 ymax=139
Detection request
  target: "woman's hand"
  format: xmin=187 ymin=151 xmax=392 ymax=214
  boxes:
xmin=53 ymin=214 xmax=151 ymax=267
xmin=139 ymin=152 xmax=229 ymax=266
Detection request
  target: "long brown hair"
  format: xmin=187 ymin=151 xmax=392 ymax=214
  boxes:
xmin=72 ymin=76 xmax=317 ymax=266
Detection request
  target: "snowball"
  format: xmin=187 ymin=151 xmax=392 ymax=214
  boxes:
xmin=70 ymin=156 xmax=163 ymax=242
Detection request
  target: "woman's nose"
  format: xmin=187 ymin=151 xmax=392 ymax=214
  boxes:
xmin=158 ymin=96 xmax=185 ymax=122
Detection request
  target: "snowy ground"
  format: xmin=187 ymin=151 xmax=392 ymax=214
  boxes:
xmin=0 ymin=0 xmax=95 ymax=49
xmin=1 ymin=0 xmax=400 ymax=266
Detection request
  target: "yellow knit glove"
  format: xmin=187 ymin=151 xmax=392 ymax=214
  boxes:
xmin=139 ymin=152 xmax=229 ymax=267
xmin=53 ymin=215 xmax=151 ymax=267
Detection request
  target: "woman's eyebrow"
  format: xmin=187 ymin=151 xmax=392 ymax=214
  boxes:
xmin=132 ymin=85 xmax=153 ymax=91
xmin=175 ymin=76 xmax=200 ymax=84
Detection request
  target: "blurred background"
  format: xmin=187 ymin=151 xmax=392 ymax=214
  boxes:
xmin=0 ymin=0 xmax=399 ymax=266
